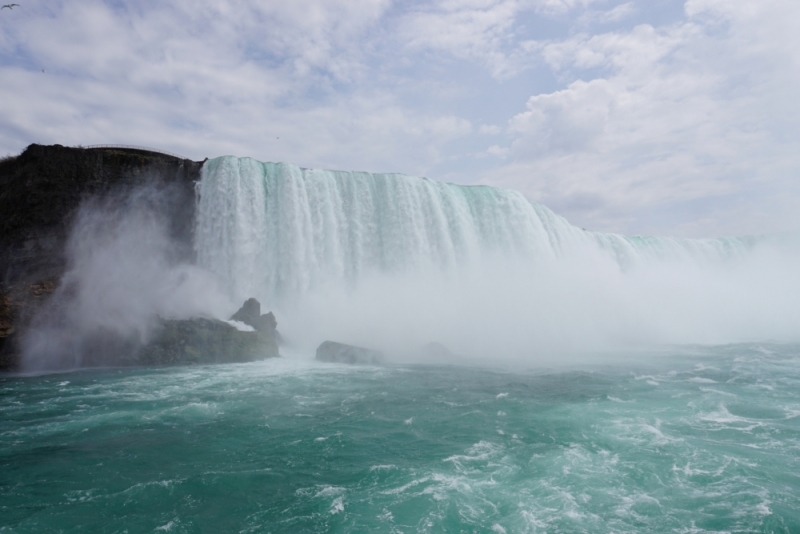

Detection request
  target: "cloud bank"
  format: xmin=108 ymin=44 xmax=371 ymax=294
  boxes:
xmin=0 ymin=0 xmax=798 ymax=237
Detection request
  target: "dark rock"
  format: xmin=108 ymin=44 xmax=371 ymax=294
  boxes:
xmin=0 ymin=144 xmax=205 ymax=371
xmin=0 ymin=290 xmax=14 ymax=371
xmin=252 ymin=312 xmax=277 ymax=333
xmin=230 ymin=297 xmax=260 ymax=325
xmin=0 ymin=144 xmax=203 ymax=286
xmin=0 ymin=278 xmax=60 ymax=371
xmin=0 ymin=146 xmax=282 ymax=372
xmin=315 ymin=340 xmax=384 ymax=365
xmin=230 ymin=298 xmax=278 ymax=334
xmin=137 ymin=317 xmax=279 ymax=366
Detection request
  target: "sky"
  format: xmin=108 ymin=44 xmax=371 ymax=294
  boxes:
xmin=1 ymin=0 xmax=799 ymax=238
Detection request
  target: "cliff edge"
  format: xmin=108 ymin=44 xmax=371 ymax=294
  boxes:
xmin=0 ymin=144 xmax=205 ymax=370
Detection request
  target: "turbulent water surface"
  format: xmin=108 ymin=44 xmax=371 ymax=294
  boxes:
xmin=3 ymin=344 xmax=800 ymax=533
xmin=7 ymin=156 xmax=800 ymax=532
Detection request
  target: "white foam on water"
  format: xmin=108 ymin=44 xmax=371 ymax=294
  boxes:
xmin=329 ymin=496 xmax=344 ymax=514
xmin=381 ymin=476 xmax=431 ymax=496
xmin=688 ymin=377 xmax=717 ymax=384
xmin=369 ymin=464 xmax=397 ymax=472
xmin=154 ymin=521 xmax=176 ymax=532
xmin=697 ymin=404 xmax=763 ymax=432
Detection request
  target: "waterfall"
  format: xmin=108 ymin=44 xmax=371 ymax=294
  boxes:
xmin=194 ymin=156 xmax=800 ymax=358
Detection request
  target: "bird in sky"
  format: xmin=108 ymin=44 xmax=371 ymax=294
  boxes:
xmin=2 ymin=4 xmax=20 ymax=9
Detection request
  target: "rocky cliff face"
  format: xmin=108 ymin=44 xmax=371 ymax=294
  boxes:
xmin=0 ymin=144 xmax=205 ymax=370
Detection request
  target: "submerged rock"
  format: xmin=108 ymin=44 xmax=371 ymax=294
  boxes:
xmin=315 ymin=341 xmax=384 ymax=365
xmin=138 ymin=316 xmax=279 ymax=366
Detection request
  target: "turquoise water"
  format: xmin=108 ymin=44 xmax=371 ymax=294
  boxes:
xmin=3 ymin=345 xmax=800 ymax=533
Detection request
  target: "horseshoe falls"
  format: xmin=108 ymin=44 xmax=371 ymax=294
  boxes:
xmin=4 ymin=156 xmax=800 ymax=533
xmin=195 ymin=156 xmax=800 ymax=359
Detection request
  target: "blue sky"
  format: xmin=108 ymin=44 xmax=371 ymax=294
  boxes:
xmin=1 ymin=0 xmax=799 ymax=237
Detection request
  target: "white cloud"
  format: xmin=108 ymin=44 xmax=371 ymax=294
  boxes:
xmin=0 ymin=0 xmax=798 ymax=237
xmin=0 ymin=0 xmax=473 ymax=176
xmin=487 ymin=0 xmax=800 ymax=236
xmin=574 ymin=2 xmax=636 ymax=27
xmin=396 ymin=0 xmax=602 ymax=78
xmin=486 ymin=144 xmax=510 ymax=158
xmin=398 ymin=0 xmax=523 ymax=78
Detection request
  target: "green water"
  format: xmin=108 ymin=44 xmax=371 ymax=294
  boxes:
xmin=2 ymin=344 xmax=800 ymax=533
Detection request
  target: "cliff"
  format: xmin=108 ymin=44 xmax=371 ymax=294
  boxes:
xmin=0 ymin=144 xmax=205 ymax=370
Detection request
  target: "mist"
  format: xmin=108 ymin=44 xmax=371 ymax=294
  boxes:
xmin=271 ymin=239 xmax=800 ymax=365
xmin=22 ymin=183 xmax=235 ymax=371
xmin=22 ymin=157 xmax=800 ymax=371
xmin=196 ymin=157 xmax=800 ymax=366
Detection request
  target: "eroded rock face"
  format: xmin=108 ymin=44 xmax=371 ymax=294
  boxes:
xmin=129 ymin=298 xmax=284 ymax=367
xmin=0 ymin=146 xmax=284 ymax=371
xmin=230 ymin=298 xmax=260 ymax=325
xmin=0 ymin=279 xmax=59 ymax=371
xmin=0 ymin=144 xmax=202 ymax=287
xmin=230 ymin=298 xmax=278 ymax=334
xmin=0 ymin=144 xmax=205 ymax=371
xmin=138 ymin=317 xmax=279 ymax=365
xmin=315 ymin=341 xmax=384 ymax=365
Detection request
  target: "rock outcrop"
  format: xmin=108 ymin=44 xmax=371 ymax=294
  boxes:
xmin=315 ymin=340 xmax=384 ymax=365
xmin=230 ymin=297 xmax=278 ymax=335
xmin=0 ymin=146 xmax=286 ymax=371
xmin=137 ymin=316 xmax=279 ymax=365
xmin=0 ymin=144 xmax=204 ymax=370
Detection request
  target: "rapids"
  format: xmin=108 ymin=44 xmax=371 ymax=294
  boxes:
xmin=2 ymin=344 xmax=799 ymax=532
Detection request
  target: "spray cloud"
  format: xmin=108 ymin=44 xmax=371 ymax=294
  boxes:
xmin=22 ymin=181 xmax=234 ymax=371
xmin=195 ymin=157 xmax=800 ymax=364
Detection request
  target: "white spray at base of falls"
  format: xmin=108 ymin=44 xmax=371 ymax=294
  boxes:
xmin=195 ymin=156 xmax=800 ymax=361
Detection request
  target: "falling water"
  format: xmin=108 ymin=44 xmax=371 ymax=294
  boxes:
xmin=194 ymin=156 xmax=800 ymax=358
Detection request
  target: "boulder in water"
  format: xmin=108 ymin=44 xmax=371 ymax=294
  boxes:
xmin=230 ymin=297 xmax=259 ymax=324
xmin=138 ymin=316 xmax=279 ymax=365
xmin=230 ymin=298 xmax=278 ymax=334
xmin=315 ymin=341 xmax=384 ymax=365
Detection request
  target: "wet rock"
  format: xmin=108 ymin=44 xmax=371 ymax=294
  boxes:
xmin=137 ymin=316 xmax=279 ymax=366
xmin=230 ymin=298 xmax=278 ymax=334
xmin=315 ymin=341 xmax=384 ymax=365
xmin=0 ymin=144 xmax=205 ymax=371
xmin=0 ymin=279 xmax=59 ymax=371
xmin=230 ymin=298 xmax=260 ymax=325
